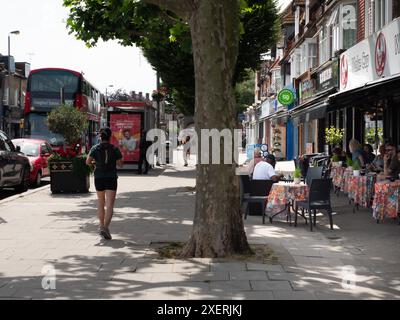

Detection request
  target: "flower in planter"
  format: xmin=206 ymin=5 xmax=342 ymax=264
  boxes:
xmin=325 ymin=126 xmax=345 ymax=147
xmin=47 ymin=105 xmax=92 ymax=193
xmin=294 ymin=167 xmax=302 ymax=178
xmin=332 ymin=155 xmax=340 ymax=162
xmin=346 ymin=157 xmax=353 ymax=168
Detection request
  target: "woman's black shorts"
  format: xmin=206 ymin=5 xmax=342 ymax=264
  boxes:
xmin=94 ymin=178 xmax=118 ymax=191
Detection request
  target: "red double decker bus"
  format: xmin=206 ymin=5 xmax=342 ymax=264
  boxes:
xmin=24 ymin=68 xmax=104 ymax=152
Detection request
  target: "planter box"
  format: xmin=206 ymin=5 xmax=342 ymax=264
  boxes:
xmin=50 ymin=161 xmax=90 ymax=194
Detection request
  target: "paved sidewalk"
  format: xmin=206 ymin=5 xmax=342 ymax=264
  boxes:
xmin=0 ymin=161 xmax=399 ymax=300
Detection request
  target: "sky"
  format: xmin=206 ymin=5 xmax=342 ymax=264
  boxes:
xmin=0 ymin=0 xmax=290 ymax=96
xmin=0 ymin=0 xmax=157 ymax=96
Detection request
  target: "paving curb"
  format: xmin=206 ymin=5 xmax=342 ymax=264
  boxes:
xmin=0 ymin=184 xmax=50 ymax=206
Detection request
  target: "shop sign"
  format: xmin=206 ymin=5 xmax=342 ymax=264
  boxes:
xmin=339 ymin=17 xmax=400 ymax=92
xmin=277 ymin=88 xmax=295 ymax=105
xmin=299 ymin=78 xmax=316 ymax=103
xmin=246 ymin=144 xmax=269 ymax=160
xmin=317 ymin=60 xmax=338 ymax=93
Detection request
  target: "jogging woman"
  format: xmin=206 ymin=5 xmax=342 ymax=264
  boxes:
xmin=86 ymin=127 xmax=123 ymax=240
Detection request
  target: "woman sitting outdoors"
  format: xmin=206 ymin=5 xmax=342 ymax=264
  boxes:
xmin=349 ymin=139 xmax=366 ymax=168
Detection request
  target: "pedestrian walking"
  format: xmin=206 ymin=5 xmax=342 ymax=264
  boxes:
xmin=86 ymin=127 xmax=123 ymax=240
xmin=138 ymin=129 xmax=151 ymax=174
xmin=182 ymin=135 xmax=191 ymax=166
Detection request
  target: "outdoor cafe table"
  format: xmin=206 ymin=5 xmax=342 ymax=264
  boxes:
xmin=266 ymin=181 xmax=308 ymax=224
xmin=330 ymin=167 xmax=376 ymax=210
xmin=372 ymin=180 xmax=400 ymax=222
xmin=347 ymin=174 xmax=377 ymax=210
xmin=330 ymin=166 xmax=346 ymax=191
xmin=342 ymin=168 xmax=355 ymax=195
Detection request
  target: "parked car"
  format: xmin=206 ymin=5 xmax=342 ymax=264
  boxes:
xmin=12 ymin=139 xmax=54 ymax=187
xmin=0 ymin=131 xmax=30 ymax=192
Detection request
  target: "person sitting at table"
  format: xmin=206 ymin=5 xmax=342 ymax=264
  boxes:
xmin=349 ymin=139 xmax=366 ymax=168
xmin=265 ymin=153 xmax=276 ymax=168
xmin=329 ymin=147 xmax=346 ymax=169
xmin=332 ymin=147 xmax=346 ymax=162
xmin=363 ymin=144 xmax=376 ymax=164
xmin=252 ymin=154 xmax=281 ymax=182
xmin=247 ymin=148 xmax=263 ymax=177
xmin=367 ymin=145 xmax=385 ymax=172
xmin=383 ymin=142 xmax=400 ymax=178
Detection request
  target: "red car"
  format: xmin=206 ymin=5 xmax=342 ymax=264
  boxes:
xmin=12 ymin=139 xmax=54 ymax=187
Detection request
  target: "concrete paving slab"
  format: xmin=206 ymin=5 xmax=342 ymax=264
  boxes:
xmin=246 ymin=263 xmax=284 ymax=272
xmin=210 ymin=280 xmax=251 ymax=292
xmin=230 ymin=271 xmax=268 ymax=281
xmin=250 ymin=280 xmax=292 ymax=291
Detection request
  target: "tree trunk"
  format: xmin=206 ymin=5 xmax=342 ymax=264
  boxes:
xmin=182 ymin=0 xmax=251 ymax=257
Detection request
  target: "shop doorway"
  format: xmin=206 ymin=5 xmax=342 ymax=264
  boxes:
xmin=363 ymin=109 xmax=383 ymax=153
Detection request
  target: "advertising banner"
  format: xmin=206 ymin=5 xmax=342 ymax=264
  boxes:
xmin=246 ymin=144 xmax=268 ymax=160
xmin=109 ymin=113 xmax=142 ymax=162
xmin=316 ymin=59 xmax=338 ymax=93
xmin=339 ymin=18 xmax=400 ymax=92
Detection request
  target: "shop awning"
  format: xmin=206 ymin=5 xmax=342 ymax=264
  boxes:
xmin=329 ymin=74 xmax=400 ymax=106
xmin=265 ymin=109 xmax=289 ymax=125
xmin=290 ymin=97 xmax=329 ymax=125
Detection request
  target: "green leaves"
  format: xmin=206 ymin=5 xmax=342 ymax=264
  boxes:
xmin=346 ymin=157 xmax=353 ymax=167
xmin=47 ymin=105 xmax=88 ymax=146
xmin=63 ymin=0 xmax=279 ymax=115
xmin=325 ymin=126 xmax=345 ymax=146
xmin=294 ymin=167 xmax=302 ymax=178
xmin=365 ymin=127 xmax=383 ymax=144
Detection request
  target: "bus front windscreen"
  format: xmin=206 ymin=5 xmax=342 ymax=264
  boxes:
xmin=29 ymin=70 xmax=80 ymax=94
xmin=24 ymin=113 xmax=64 ymax=146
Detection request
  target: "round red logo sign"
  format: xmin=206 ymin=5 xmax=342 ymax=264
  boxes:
xmin=375 ymin=32 xmax=386 ymax=77
xmin=340 ymin=55 xmax=348 ymax=89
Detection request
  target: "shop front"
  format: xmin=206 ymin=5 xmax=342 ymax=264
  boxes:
xmin=290 ymin=59 xmax=339 ymax=157
xmin=330 ymin=17 xmax=400 ymax=150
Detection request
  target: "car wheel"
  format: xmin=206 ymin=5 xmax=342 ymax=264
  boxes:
xmin=35 ymin=171 xmax=42 ymax=188
xmin=16 ymin=166 xmax=30 ymax=193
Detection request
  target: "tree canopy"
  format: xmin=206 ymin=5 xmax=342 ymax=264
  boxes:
xmin=63 ymin=0 xmax=279 ymax=115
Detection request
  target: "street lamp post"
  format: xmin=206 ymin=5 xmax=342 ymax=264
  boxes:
xmin=103 ymin=85 xmax=113 ymax=127
xmin=8 ymin=30 xmax=20 ymax=77
xmin=156 ymin=72 xmax=160 ymax=129
xmin=7 ymin=30 xmax=20 ymax=136
xmin=105 ymin=84 xmax=114 ymax=99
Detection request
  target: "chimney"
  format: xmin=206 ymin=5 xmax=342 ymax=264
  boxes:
xmin=146 ymin=93 xmax=150 ymax=100
xmin=139 ymin=92 xmax=143 ymax=100
xmin=131 ymin=91 xmax=136 ymax=99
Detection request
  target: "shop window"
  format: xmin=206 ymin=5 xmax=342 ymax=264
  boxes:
xmin=271 ymin=69 xmax=282 ymax=93
xmin=308 ymin=42 xmax=318 ymax=69
xmin=375 ymin=0 xmax=387 ymax=31
xmin=295 ymin=6 xmax=300 ymax=37
xmin=319 ymin=26 xmax=330 ymax=65
xmin=301 ymin=39 xmax=318 ymax=74
xmin=394 ymin=0 xmax=400 ymax=19
xmin=330 ymin=7 xmax=340 ymax=54
xmin=290 ymin=49 xmax=301 ymax=79
xmin=365 ymin=0 xmax=393 ymax=36
xmin=342 ymin=2 xmax=357 ymax=49
xmin=322 ymin=2 xmax=357 ymax=59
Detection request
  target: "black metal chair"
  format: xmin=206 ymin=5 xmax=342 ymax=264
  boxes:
xmin=305 ymin=166 xmax=323 ymax=186
xmin=239 ymin=174 xmax=251 ymax=207
xmin=295 ymin=178 xmax=334 ymax=231
xmin=242 ymin=179 xmax=274 ymax=224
